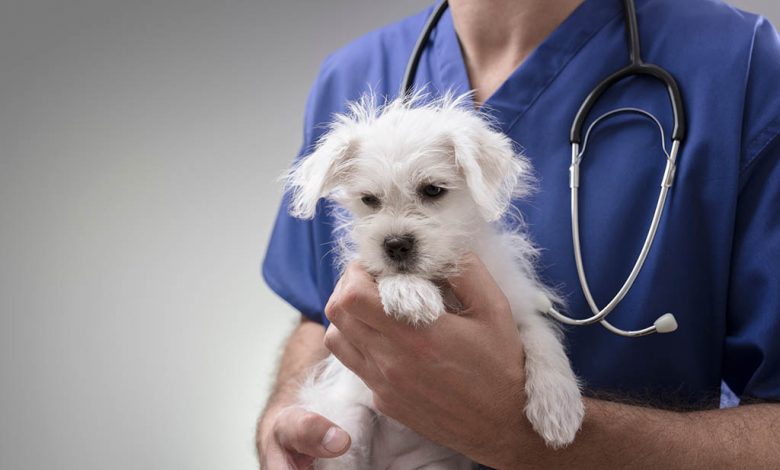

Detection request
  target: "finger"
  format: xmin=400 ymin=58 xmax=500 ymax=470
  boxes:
xmin=324 ymin=324 xmax=374 ymax=379
xmin=330 ymin=263 xmax=400 ymax=333
xmin=324 ymin=268 xmax=347 ymax=317
xmin=326 ymin=263 xmax=374 ymax=324
xmin=447 ymin=253 xmax=507 ymax=315
xmin=274 ymin=407 xmax=351 ymax=459
xmin=326 ymin=304 xmax=382 ymax=354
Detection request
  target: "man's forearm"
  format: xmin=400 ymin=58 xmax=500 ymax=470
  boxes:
xmin=504 ymin=398 xmax=780 ymax=469
xmin=256 ymin=318 xmax=328 ymax=448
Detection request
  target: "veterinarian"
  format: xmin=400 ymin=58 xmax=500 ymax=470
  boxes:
xmin=258 ymin=0 xmax=780 ymax=468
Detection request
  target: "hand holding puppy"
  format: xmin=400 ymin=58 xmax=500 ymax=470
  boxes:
xmin=324 ymin=255 xmax=531 ymax=468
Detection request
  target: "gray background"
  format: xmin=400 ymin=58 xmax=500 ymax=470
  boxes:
xmin=1 ymin=1 xmax=777 ymax=469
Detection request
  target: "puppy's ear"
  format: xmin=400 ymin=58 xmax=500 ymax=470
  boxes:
xmin=451 ymin=121 xmax=531 ymax=221
xmin=285 ymin=123 xmax=359 ymax=219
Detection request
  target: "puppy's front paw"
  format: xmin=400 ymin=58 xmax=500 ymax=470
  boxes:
xmin=378 ymin=275 xmax=445 ymax=326
xmin=524 ymin=371 xmax=584 ymax=448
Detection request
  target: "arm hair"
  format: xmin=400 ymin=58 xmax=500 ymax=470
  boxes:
xmin=255 ymin=317 xmax=328 ymax=453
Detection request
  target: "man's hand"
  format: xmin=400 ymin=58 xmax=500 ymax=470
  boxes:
xmin=258 ymin=406 xmax=351 ymax=470
xmin=321 ymin=256 xmax=780 ymax=469
xmin=323 ymin=254 xmax=530 ymax=468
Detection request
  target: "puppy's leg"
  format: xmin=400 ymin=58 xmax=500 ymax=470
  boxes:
xmin=377 ymin=275 xmax=445 ymax=326
xmin=517 ymin=311 xmax=584 ymax=448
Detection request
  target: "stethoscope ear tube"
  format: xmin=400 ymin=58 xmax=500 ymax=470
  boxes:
xmin=400 ymin=0 xmax=449 ymax=98
xmin=570 ymin=0 xmax=685 ymax=144
xmin=570 ymin=63 xmax=686 ymax=144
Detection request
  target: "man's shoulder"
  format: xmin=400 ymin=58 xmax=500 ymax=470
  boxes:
xmin=644 ymin=0 xmax=778 ymax=83
xmin=647 ymin=0 xmax=758 ymax=20
xmin=649 ymin=0 xmax=780 ymax=162
xmin=646 ymin=0 xmax=765 ymax=42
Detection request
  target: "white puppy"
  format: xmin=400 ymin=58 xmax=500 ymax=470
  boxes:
xmin=285 ymin=94 xmax=584 ymax=469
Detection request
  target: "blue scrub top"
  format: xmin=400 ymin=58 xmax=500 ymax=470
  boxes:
xmin=264 ymin=0 xmax=780 ymax=411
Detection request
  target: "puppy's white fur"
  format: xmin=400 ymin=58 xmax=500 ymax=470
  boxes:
xmin=286 ymin=93 xmax=584 ymax=469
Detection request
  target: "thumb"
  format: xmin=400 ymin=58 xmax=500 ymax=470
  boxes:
xmin=447 ymin=253 xmax=506 ymax=314
xmin=274 ymin=406 xmax=351 ymax=459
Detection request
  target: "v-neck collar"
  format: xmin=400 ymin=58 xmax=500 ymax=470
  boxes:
xmin=429 ymin=0 xmax=623 ymax=134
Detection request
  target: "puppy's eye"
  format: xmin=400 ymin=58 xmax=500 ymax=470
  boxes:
xmin=361 ymin=194 xmax=380 ymax=208
xmin=421 ymin=184 xmax=446 ymax=199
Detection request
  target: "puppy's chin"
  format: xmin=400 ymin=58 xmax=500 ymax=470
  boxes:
xmin=387 ymin=263 xmax=413 ymax=275
xmin=360 ymin=255 xmax=459 ymax=281
xmin=381 ymin=259 xmax=424 ymax=276
xmin=361 ymin=259 xmax=417 ymax=277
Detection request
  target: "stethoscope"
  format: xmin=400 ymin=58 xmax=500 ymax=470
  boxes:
xmin=401 ymin=0 xmax=685 ymax=337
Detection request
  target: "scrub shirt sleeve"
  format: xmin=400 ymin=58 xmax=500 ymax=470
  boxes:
xmin=722 ymin=18 xmax=780 ymax=402
xmin=261 ymin=58 xmax=342 ymax=324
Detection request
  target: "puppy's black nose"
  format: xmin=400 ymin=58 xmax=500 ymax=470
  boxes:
xmin=384 ymin=235 xmax=415 ymax=262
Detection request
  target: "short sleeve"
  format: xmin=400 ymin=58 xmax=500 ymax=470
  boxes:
xmin=261 ymin=59 xmax=342 ymax=324
xmin=723 ymin=131 xmax=780 ymax=401
xmin=722 ymin=18 xmax=780 ymax=401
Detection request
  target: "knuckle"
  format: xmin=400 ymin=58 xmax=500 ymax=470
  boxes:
xmin=324 ymin=297 xmax=339 ymax=323
xmin=340 ymin=287 xmax=362 ymax=310
xmin=326 ymin=285 xmax=366 ymax=323
xmin=294 ymin=413 xmax=320 ymax=446
xmin=274 ymin=406 xmax=295 ymax=431
xmin=296 ymin=412 xmax=319 ymax=433
xmin=271 ymin=407 xmax=300 ymax=445
xmin=323 ymin=327 xmax=339 ymax=351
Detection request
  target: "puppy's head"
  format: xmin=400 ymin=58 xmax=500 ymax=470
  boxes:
xmin=285 ymin=93 xmax=532 ymax=278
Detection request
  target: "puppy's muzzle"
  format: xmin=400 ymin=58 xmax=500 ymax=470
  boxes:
xmin=383 ymin=235 xmax=415 ymax=263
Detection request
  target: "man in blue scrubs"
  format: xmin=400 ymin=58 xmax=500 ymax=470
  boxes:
xmin=257 ymin=0 xmax=780 ymax=467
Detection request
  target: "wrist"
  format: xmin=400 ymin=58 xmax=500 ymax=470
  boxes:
xmin=468 ymin=371 xmax=532 ymax=469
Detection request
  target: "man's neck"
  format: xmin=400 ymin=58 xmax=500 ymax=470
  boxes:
xmin=449 ymin=0 xmax=584 ymax=104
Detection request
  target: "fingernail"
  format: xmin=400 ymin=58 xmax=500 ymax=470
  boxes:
xmin=322 ymin=426 xmax=349 ymax=453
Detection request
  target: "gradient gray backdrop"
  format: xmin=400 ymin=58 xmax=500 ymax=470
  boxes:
xmin=1 ymin=1 xmax=778 ymax=469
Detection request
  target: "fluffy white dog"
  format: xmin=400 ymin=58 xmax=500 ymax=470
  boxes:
xmin=285 ymin=94 xmax=584 ymax=469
